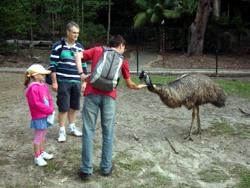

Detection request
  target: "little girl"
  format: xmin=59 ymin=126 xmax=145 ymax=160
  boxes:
xmin=24 ymin=64 xmax=55 ymax=167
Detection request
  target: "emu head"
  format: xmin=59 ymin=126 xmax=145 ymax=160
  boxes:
xmin=139 ymin=71 xmax=154 ymax=91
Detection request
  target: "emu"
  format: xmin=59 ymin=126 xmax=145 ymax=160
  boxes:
xmin=139 ymin=71 xmax=227 ymax=141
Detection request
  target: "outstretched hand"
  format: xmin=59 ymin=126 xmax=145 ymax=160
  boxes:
xmin=137 ymin=84 xmax=147 ymax=89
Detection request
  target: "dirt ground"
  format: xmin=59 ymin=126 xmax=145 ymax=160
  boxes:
xmin=0 ymin=51 xmax=250 ymax=187
xmin=150 ymin=52 xmax=250 ymax=69
xmin=0 ymin=71 xmax=250 ymax=188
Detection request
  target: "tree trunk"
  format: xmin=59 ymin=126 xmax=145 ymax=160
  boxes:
xmin=213 ymin=0 xmax=221 ymax=17
xmin=187 ymin=0 xmax=212 ymax=57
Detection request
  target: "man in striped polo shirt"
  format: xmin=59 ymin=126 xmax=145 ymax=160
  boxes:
xmin=49 ymin=21 xmax=87 ymax=142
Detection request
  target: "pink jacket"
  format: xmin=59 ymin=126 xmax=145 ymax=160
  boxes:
xmin=25 ymin=82 xmax=54 ymax=120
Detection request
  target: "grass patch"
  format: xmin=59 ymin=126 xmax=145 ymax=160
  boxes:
xmin=43 ymin=161 xmax=61 ymax=174
xmin=216 ymin=79 xmax=250 ymax=99
xmin=198 ymin=167 xmax=229 ymax=183
xmin=115 ymin=149 xmax=133 ymax=159
xmin=117 ymin=159 xmax=155 ymax=172
xmin=120 ymin=75 xmax=174 ymax=85
xmin=232 ymin=123 xmax=250 ymax=137
xmin=0 ymin=158 xmax=10 ymax=165
xmin=116 ymin=159 xmax=172 ymax=187
xmin=229 ymin=165 xmax=250 ymax=188
xmin=131 ymin=171 xmax=172 ymax=188
xmin=210 ymin=121 xmax=236 ymax=135
xmin=147 ymin=171 xmax=172 ymax=187
xmin=210 ymin=122 xmax=250 ymax=137
xmin=42 ymin=147 xmax=82 ymax=175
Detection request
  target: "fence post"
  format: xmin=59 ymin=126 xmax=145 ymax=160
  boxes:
xmin=136 ymin=29 xmax=139 ymax=74
xmin=161 ymin=20 xmax=165 ymax=65
xmin=215 ymin=49 xmax=218 ymax=77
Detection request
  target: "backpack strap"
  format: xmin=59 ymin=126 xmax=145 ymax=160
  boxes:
xmin=58 ymin=39 xmax=65 ymax=57
xmin=102 ymin=46 xmax=123 ymax=58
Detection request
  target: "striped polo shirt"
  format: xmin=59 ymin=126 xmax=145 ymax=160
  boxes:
xmin=49 ymin=38 xmax=87 ymax=84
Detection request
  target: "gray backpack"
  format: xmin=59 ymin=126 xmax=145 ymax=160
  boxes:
xmin=89 ymin=46 xmax=124 ymax=91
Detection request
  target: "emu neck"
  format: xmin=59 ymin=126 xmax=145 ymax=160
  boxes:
xmin=153 ymin=85 xmax=182 ymax=108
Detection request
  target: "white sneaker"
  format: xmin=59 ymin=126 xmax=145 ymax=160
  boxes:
xmin=35 ymin=155 xmax=47 ymax=166
xmin=68 ymin=125 xmax=82 ymax=137
xmin=42 ymin=151 xmax=54 ymax=160
xmin=58 ymin=130 xmax=67 ymax=142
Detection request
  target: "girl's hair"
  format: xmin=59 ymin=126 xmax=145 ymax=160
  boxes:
xmin=24 ymin=72 xmax=31 ymax=88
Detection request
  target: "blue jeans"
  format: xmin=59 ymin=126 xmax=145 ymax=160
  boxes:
xmin=80 ymin=94 xmax=116 ymax=174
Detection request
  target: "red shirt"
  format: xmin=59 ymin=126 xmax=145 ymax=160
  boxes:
xmin=83 ymin=46 xmax=131 ymax=99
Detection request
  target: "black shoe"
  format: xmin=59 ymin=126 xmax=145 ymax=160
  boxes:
xmin=78 ymin=170 xmax=92 ymax=180
xmin=102 ymin=163 xmax=115 ymax=177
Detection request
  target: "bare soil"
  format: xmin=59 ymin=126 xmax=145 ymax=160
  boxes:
xmin=0 ymin=52 xmax=250 ymax=187
xmin=150 ymin=52 xmax=250 ymax=69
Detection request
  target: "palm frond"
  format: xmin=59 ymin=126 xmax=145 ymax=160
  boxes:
xmin=150 ymin=13 xmax=159 ymax=23
xmin=133 ymin=12 xmax=148 ymax=28
xmin=163 ymin=10 xmax=180 ymax=19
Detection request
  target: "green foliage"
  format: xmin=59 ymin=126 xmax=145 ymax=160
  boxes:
xmin=79 ymin=23 xmax=106 ymax=48
xmin=133 ymin=0 xmax=181 ymax=28
xmin=0 ymin=0 xmax=249 ymax=55
xmin=133 ymin=0 xmax=196 ymax=28
xmin=0 ymin=1 xmax=27 ymax=41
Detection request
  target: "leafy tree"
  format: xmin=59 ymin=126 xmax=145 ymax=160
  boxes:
xmin=0 ymin=0 xmax=249 ymax=56
xmin=0 ymin=0 xmax=27 ymax=54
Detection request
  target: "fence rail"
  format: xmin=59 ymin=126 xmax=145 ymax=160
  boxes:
xmin=1 ymin=27 xmax=249 ymax=76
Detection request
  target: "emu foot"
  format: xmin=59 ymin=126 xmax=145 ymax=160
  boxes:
xmin=192 ymin=129 xmax=201 ymax=135
xmin=183 ymin=134 xmax=193 ymax=141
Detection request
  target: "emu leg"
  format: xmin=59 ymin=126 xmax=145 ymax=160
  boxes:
xmin=183 ymin=107 xmax=196 ymax=141
xmin=193 ymin=106 xmax=201 ymax=135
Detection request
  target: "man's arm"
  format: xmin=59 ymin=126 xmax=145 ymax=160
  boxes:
xmin=124 ymin=77 xmax=147 ymax=90
xmin=51 ymin=72 xmax=58 ymax=92
xmin=75 ymin=52 xmax=84 ymax=74
xmin=74 ymin=52 xmax=90 ymax=81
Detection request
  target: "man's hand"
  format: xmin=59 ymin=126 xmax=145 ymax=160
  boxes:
xmin=80 ymin=73 xmax=91 ymax=82
xmin=81 ymin=82 xmax=87 ymax=94
xmin=52 ymin=82 xmax=58 ymax=92
xmin=51 ymin=72 xmax=58 ymax=92
xmin=137 ymin=84 xmax=147 ymax=89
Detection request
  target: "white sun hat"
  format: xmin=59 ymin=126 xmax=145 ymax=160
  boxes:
xmin=27 ymin=64 xmax=51 ymax=77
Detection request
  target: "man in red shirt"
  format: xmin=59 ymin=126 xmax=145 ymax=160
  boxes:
xmin=75 ymin=35 xmax=146 ymax=180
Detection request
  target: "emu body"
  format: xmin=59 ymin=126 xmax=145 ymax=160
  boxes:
xmin=139 ymin=71 xmax=227 ymax=140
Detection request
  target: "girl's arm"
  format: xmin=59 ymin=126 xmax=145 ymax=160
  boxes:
xmin=46 ymin=87 xmax=54 ymax=111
